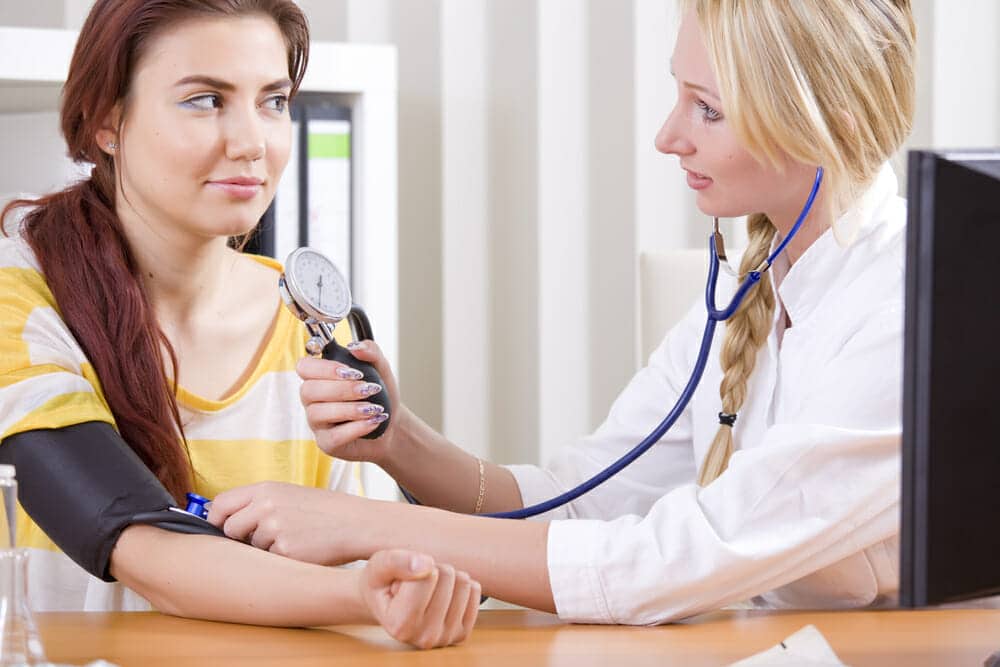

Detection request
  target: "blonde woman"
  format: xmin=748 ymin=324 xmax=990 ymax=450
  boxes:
xmin=209 ymin=0 xmax=917 ymax=623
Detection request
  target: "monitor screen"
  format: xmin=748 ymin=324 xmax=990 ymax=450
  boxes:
xmin=900 ymin=148 xmax=1000 ymax=607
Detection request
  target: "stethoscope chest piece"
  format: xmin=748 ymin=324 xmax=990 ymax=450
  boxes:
xmin=713 ymin=217 xmax=739 ymax=278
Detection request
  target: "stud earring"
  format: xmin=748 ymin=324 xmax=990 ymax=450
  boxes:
xmin=107 ymin=141 xmax=118 ymax=151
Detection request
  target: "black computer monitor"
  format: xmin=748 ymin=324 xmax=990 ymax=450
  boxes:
xmin=900 ymin=149 xmax=1000 ymax=607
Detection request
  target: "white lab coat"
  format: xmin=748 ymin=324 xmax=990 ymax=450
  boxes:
xmin=507 ymin=164 xmax=909 ymax=624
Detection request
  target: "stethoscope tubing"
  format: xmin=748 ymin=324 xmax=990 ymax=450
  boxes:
xmin=708 ymin=168 xmax=824 ymax=321
xmin=401 ymin=168 xmax=825 ymax=519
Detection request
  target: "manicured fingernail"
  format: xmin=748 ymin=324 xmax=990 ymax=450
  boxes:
xmin=410 ymin=554 xmax=433 ymax=573
xmin=358 ymin=404 xmax=384 ymax=417
xmin=367 ymin=412 xmax=389 ymax=425
xmin=356 ymin=382 xmax=382 ymax=397
xmin=346 ymin=340 xmax=364 ymax=350
xmin=336 ymin=367 xmax=364 ymax=380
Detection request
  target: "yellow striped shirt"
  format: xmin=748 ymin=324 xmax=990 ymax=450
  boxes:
xmin=0 ymin=235 xmax=356 ymax=611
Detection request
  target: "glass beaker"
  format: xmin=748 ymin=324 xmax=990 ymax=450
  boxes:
xmin=0 ymin=548 xmax=47 ymax=666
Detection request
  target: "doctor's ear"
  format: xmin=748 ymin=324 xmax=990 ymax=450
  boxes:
xmin=95 ymin=104 xmax=124 ymax=157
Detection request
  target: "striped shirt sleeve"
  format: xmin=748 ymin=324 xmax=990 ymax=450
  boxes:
xmin=0 ymin=239 xmax=115 ymax=441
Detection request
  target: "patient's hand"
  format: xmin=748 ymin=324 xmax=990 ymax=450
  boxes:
xmin=361 ymin=549 xmax=481 ymax=649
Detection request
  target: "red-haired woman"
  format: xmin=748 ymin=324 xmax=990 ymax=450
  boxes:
xmin=0 ymin=0 xmax=478 ymax=648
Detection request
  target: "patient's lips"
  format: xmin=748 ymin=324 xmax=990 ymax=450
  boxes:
xmin=206 ymin=176 xmax=264 ymax=200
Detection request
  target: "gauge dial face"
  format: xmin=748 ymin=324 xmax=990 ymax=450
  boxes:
xmin=285 ymin=248 xmax=352 ymax=322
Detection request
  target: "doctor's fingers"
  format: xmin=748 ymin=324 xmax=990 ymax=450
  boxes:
xmin=311 ymin=415 xmax=388 ymax=457
xmin=296 ymin=356 xmax=361 ymax=382
xmin=217 ymin=501 xmax=286 ymax=545
xmin=300 ymin=378 xmax=384 ymax=406
xmin=339 ymin=339 xmax=387 ymax=369
xmin=206 ymin=482 xmax=275 ymax=527
xmin=341 ymin=340 xmax=401 ymax=397
xmin=304 ymin=398 xmax=386 ymax=428
xmin=217 ymin=504 xmax=261 ymax=542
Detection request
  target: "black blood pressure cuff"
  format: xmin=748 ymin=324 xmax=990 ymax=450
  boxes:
xmin=0 ymin=421 xmax=224 ymax=582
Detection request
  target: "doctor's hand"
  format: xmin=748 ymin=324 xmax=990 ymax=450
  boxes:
xmin=360 ymin=549 xmax=481 ymax=649
xmin=297 ymin=339 xmax=409 ymax=465
xmin=208 ymin=481 xmax=374 ymax=565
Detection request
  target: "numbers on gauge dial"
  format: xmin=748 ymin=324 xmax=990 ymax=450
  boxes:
xmin=292 ymin=251 xmax=350 ymax=319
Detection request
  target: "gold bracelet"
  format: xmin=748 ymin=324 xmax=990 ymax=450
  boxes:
xmin=473 ymin=457 xmax=486 ymax=514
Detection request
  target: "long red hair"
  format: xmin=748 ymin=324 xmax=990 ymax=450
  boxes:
xmin=1 ymin=0 xmax=309 ymax=501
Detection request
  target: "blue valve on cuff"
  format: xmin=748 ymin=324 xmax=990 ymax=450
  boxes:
xmin=184 ymin=492 xmax=211 ymax=519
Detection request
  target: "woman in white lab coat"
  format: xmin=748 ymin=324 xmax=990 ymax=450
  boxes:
xmin=209 ymin=0 xmax=918 ymax=624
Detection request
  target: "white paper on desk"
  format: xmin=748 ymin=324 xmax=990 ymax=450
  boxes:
xmin=728 ymin=624 xmax=846 ymax=666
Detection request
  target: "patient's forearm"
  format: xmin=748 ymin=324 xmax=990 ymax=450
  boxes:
xmin=111 ymin=525 xmax=368 ymax=627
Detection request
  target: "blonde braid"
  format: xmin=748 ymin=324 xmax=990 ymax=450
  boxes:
xmin=698 ymin=214 xmax=777 ymax=485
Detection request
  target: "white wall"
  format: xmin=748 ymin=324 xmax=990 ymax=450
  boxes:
xmin=440 ymin=0 xmax=489 ymax=456
xmin=3 ymin=0 xmax=999 ymax=472
xmin=928 ymin=0 xmax=999 ymax=148
xmin=0 ymin=112 xmax=88 ymax=201
xmin=0 ymin=1 xmax=61 ymax=27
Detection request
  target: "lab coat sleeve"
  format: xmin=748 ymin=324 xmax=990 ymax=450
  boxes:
xmin=543 ymin=304 xmax=902 ymax=624
xmin=505 ymin=299 xmax=705 ymax=521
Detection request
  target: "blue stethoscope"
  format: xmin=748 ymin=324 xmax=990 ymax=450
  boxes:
xmin=459 ymin=166 xmax=824 ymax=519
xmin=182 ymin=168 xmax=823 ymax=532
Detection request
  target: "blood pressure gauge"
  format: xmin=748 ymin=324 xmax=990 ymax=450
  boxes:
xmin=279 ymin=248 xmax=390 ymax=439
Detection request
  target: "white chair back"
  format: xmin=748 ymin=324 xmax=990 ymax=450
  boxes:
xmin=638 ymin=249 xmax=708 ymax=362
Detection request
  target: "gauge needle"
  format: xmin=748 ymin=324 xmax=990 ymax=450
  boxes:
xmin=317 ymin=274 xmax=323 ymax=308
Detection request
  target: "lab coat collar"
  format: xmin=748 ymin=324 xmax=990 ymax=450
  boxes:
xmin=775 ymin=163 xmax=900 ymax=326
xmin=832 ymin=163 xmax=899 ymax=248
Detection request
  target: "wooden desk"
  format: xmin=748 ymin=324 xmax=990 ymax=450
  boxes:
xmin=39 ymin=608 xmax=1000 ymax=666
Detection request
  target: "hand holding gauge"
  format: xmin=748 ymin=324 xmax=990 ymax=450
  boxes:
xmin=278 ymin=248 xmax=391 ymax=439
